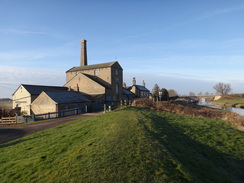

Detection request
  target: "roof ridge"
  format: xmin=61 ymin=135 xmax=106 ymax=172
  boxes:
xmin=66 ymin=61 xmax=121 ymax=72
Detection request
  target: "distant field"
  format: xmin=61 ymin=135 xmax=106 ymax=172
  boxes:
xmin=0 ymin=101 xmax=12 ymax=109
xmin=213 ymin=96 xmax=244 ymax=108
xmin=0 ymin=107 xmax=243 ymax=182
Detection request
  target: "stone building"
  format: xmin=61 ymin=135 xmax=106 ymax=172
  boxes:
xmin=65 ymin=40 xmax=123 ymax=103
xmin=31 ymin=91 xmax=90 ymax=114
xmin=12 ymin=40 xmax=150 ymax=115
xmin=12 ymin=84 xmax=68 ymax=115
xmin=127 ymin=77 xmax=150 ymax=98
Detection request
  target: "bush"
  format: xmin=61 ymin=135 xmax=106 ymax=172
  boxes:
xmin=132 ymin=98 xmax=156 ymax=109
xmin=0 ymin=108 xmax=15 ymax=118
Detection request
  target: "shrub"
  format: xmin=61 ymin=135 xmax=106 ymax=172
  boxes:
xmin=132 ymin=98 xmax=156 ymax=109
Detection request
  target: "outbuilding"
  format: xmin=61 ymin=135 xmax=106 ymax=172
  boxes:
xmin=31 ymin=91 xmax=91 ymax=115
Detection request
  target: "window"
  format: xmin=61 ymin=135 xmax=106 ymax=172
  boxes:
xmin=115 ymin=69 xmax=119 ymax=75
xmin=94 ymin=70 xmax=100 ymax=76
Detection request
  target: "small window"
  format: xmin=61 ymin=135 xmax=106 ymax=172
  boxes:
xmin=94 ymin=70 xmax=100 ymax=76
xmin=115 ymin=69 xmax=119 ymax=75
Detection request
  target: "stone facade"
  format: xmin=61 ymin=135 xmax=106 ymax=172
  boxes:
xmin=12 ymin=85 xmax=34 ymax=115
xmin=127 ymin=78 xmax=150 ymax=98
xmin=65 ymin=61 xmax=123 ymax=102
xmin=12 ymin=85 xmax=68 ymax=115
xmin=31 ymin=92 xmax=56 ymax=114
xmin=31 ymin=91 xmax=90 ymax=114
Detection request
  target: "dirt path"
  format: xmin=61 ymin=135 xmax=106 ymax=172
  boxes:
xmin=0 ymin=112 xmax=101 ymax=145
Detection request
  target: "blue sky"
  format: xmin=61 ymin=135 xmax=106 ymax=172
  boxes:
xmin=0 ymin=0 xmax=244 ymax=97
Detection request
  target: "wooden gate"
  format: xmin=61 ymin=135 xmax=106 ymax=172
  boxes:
xmin=0 ymin=117 xmax=16 ymax=124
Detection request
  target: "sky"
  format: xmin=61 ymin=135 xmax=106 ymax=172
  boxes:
xmin=0 ymin=0 xmax=244 ymax=98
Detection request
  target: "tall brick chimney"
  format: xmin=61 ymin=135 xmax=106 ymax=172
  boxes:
xmin=80 ymin=39 xmax=87 ymax=66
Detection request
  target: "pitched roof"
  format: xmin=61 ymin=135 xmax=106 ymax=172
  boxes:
xmin=123 ymin=88 xmax=135 ymax=95
xmin=44 ymin=91 xmax=90 ymax=104
xmin=83 ymin=74 xmax=111 ymax=89
xmin=127 ymin=85 xmax=150 ymax=92
xmin=135 ymin=85 xmax=150 ymax=92
xmin=66 ymin=61 xmax=122 ymax=72
xmin=21 ymin=84 xmax=68 ymax=95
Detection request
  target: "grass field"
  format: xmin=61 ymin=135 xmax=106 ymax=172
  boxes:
xmin=213 ymin=96 xmax=244 ymax=108
xmin=0 ymin=107 xmax=243 ymax=182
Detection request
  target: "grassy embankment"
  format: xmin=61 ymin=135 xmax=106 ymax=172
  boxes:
xmin=213 ymin=95 xmax=244 ymax=108
xmin=0 ymin=107 xmax=243 ymax=183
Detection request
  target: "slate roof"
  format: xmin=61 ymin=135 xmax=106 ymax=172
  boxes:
xmin=83 ymin=74 xmax=111 ymax=89
xmin=123 ymin=88 xmax=135 ymax=95
xmin=135 ymin=85 xmax=150 ymax=92
xmin=44 ymin=91 xmax=90 ymax=104
xmin=66 ymin=61 xmax=122 ymax=72
xmin=127 ymin=85 xmax=150 ymax=92
xmin=13 ymin=84 xmax=68 ymax=95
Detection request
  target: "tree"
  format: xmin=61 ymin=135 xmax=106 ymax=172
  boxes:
xmin=151 ymin=84 xmax=160 ymax=98
xmin=189 ymin=92 xmax=195 ymax=96
xmin=168 ymin=89 xmax=178 ymax=97
xmin=205 ymin=92 xmax=210 ymax=96
xmin=159 ymin=88 xmax=169 ymax=101
xmin=213 ymin=82 xmax=232 ymax=95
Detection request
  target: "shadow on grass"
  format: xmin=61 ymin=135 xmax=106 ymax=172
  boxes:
xmin=0 ymin=128 xmax=27 ymax=146
xmin=141 ymin=110 xmax=244 ymax=183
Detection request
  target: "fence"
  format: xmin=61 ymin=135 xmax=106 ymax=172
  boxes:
xmin=0 ymin=102 xmax=126 ymax=125
xmin=0 ymin=117 xmax=16 ymax=124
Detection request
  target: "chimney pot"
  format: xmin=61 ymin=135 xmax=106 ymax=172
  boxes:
xmin=132 ymin=77 xmax=136 ymax=85
xmin=142 ymin=80 xmax=145 ymax=87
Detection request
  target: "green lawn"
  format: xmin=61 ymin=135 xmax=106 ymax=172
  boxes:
xmin=0 ymin=107 xmax=243 ymax=183
xmin=213 ymin=97 xmax=244 ymax=107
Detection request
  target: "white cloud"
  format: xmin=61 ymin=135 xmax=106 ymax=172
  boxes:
xmin=196 ymin=3 xmax=244 ymax=20
xmin=0 ymin=28 xmax=46 ymax=35
xmin=0 ymin=66 xmax=66 ymax=97
xmin=0 ymin=27 xmax=69 ymax=40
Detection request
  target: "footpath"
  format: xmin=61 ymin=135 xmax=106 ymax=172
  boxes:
xmin=0 ymin=112 xmax=101 ymax=145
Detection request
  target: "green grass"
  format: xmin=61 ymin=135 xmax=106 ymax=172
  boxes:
xmin=213 ymin=97 xmax=244 ymax=107
xmin=0 ymin=107 xmax=243 ymax=183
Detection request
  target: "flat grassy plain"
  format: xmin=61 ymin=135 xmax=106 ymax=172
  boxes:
xmin=0 ymin=107 xmax=243 ymax=183
xmin=213 ymin=97 xmax=244 ymax=108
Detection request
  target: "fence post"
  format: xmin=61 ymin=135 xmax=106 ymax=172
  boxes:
xmin=103 ymin=104 xmax=106 ymax=113
xmin=109 ymin=106 xmax=111 ymax=112
xmin=85 ymin=105 xmax=87 ymax=113
xmin=15 ymin=113 xmax=18 ymax=124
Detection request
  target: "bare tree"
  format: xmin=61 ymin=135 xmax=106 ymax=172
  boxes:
xmin=205 ymin=92 xmax=209 ymax=96
xmin=168 ymin=89 xmax=178 ymax=97
xmin=213 ymin=82 xmax=232 ymax=95
xmin=189 ymin=92 xmax=195 ymax=96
